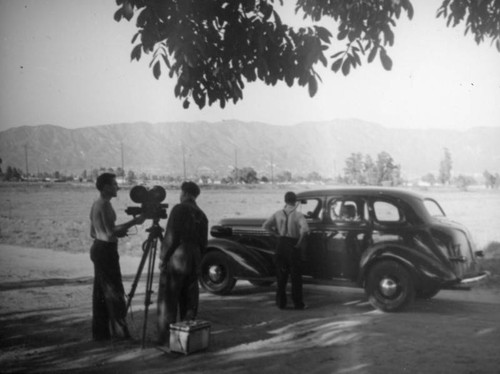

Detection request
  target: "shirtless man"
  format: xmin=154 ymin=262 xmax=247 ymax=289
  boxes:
xmin=90 ymin=172 xmax=145 ymax=341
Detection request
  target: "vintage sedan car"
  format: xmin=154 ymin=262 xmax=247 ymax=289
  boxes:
xmin=199 ymin=187 xmax=488 ymax=312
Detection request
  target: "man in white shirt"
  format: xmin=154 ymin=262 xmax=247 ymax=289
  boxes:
xmin=262 ymin=191 xmax=309 ymax=310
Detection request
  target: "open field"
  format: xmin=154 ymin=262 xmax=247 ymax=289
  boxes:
xmin=1 ymin=181 xmax=500 ymax=252
xmin=1 ymin=181 xmax=499 ymax=287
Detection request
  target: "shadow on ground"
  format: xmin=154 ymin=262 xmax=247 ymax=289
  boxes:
xmin=1 ymin=279 xmax=499 ymax=373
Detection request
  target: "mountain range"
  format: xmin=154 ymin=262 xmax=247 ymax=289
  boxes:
xmin=1 ymin=119 xmax=499 ymax=180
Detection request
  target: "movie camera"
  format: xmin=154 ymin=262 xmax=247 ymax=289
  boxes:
xmin=125 ymin=185 xmax=168 ymax=220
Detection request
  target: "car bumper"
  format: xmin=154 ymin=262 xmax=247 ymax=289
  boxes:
xmin=444 ymin=271 xmax=490 ymax=290
xmin=460 ymin=271 xmax=490 ymax=285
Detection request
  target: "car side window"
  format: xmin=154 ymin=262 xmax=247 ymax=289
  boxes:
xmin=373 ymin=201 xmax=401 ymax=222
xmin=297 ymin=198 xmax=322 ymax=221
xmin=328 ymin=199 xmax=367 ymax=224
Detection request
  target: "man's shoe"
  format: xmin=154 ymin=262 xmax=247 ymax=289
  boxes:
xmin=294 ymin=304 xmax=307 ymax=310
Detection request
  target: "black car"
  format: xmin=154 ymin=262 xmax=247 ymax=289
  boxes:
xmin=200 ymin=187 xmax=488 ymax=312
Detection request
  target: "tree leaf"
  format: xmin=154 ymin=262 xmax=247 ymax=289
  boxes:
xmin=368 ymin=46 xmax=378 ymax=63
xmin=308 ymin=75 xmax=318 ymax=97
xmin=331 ymin=51 xmax=344 ymax=59
xmin=338 ymin=30 xmax=348 ymax=41
xmin=113 ymin=8 xmax=123 ymax=22
xmin=183 ymin=99 xmax=190 ymax=109
xmin=316 ymin=26 xmax=332 ymax=43
xmin=331 ymin=58 xmax=342 ymax=72
xmin=153 ymin=60 xmax=161 ymax=79
xmin=352 ymin=50 xmax=361 ymax=67
xmin=123 ymin=1 xmax=134 ymax=21
xmin=380 ymin=49 xmax=393 ymax=70
xmin=273 ymin=10 xmax=282 ymax=29
xmin=162 ymin=54 xmax=171 ymax=69
xmin=319 ymin=52 xmax=327 ymax=66
xmin=341 ymin=58 xmax=351 ymax=76
xmin=131 ymin=44 xmax=142 ymax=61
xmin=131 ymin=32 xmax=140 ymax=44
xmin=407 ymin=2 xmax=414 ymax=20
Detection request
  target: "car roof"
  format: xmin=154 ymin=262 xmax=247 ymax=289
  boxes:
xmin=296 ymin=187 xmax=425 ymax=201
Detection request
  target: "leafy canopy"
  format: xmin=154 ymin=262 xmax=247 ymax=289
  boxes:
xmin=114 ymin=0 xmax=500 ymax=109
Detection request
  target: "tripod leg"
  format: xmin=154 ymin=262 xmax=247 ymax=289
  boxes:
xmin=142 ymin=237 xmax=158 ymax=348
xmin=125 ymin=239 xmax=152 ymax=311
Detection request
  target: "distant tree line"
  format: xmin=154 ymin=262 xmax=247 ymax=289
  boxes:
xmin=338 ymin=151 xmax=402 ymax=186
xmin=1 ymin=149 xmax=499 ymax=190
xmin=483 ymin=170 xmax=500 ymax=189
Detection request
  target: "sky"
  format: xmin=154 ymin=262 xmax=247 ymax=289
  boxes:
xmin=0 ymin=0 xmax=499 ymax=133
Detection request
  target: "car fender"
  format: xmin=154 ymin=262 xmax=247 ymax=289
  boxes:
xmin=359 ymin=242 xmax=457 ymax=288
xmin=205 ymin=238 xmax=274 ymax=279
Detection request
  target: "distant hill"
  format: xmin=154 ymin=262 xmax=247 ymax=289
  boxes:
xmin=1 ymin=119 xmax=499 ymax=180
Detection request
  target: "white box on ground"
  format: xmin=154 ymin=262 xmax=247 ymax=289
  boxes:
xmin=169 ymin=320 xmax=211 ymax=355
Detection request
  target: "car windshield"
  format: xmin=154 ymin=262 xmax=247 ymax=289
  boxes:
xmin=423 ymin=198 xmax=446 ymax=217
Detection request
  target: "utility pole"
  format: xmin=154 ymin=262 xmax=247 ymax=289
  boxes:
xmin=182 ymin=144 xmax=187 ymax=180
xmin=121 ymin=142 xmax=125 ymax=172
xmin=24 ymin=143 xmax=29 ymax=178
xmin=270 ymin=153 xmax=274 ymax=185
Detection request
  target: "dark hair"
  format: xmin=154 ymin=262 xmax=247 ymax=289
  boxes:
xmin=96 ymin=173 xmax=116 ymax=191
xmin=181 ymin=181 xmax=200 ymax=198
xmin=284 ymin=191 xmax=297 ymax=204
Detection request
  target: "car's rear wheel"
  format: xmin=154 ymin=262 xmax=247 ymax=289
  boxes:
xmin=365 ymin=260 xmax=415 ymax=312
xmin=199 ymin=251 xmax=236 ymax=295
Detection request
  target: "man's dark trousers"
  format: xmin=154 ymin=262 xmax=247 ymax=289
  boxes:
xmin=275 ymin=236 xmax=304 ymax=309
xmin=90 ymin=240 xmax=128 ymax=340
xmin=157 ymin=245 xmax=199 ymax=344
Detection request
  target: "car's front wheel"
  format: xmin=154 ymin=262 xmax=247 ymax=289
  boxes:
xmin=365 ymin=260 xmax=415 ymax=312
xmin=199 ymin=251 xmax=236 ymax=295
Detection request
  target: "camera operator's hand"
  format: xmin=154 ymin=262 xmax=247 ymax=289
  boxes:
xmin=134 ymin=214 xmax=146 ymax=226
xmin=115 ymin=228 xmax=128 ymax=238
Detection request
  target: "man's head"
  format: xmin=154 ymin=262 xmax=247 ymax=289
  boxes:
xmin=96 ymin=173 xmax=118 ymax=198
xmin=180 ymin=181 xmax=200 ymax=201
xmin=284 ymin=191 xmax=297 ymax=205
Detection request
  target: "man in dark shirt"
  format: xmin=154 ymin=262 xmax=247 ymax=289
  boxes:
xmin=156 ymin=181 xmax=208 ymax=345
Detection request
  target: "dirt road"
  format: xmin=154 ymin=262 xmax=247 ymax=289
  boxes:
xmin=1 ymin=245 xmax=499 ymax=373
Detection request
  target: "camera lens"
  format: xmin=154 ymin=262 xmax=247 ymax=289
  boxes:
xmin=149 ymin=186 xmax=166 ymax=203
xmin=130 ymin=185 xmax=149 ymax=203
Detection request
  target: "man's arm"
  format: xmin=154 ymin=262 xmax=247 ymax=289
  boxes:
xmin=262 ymin=213 xmax=279 ymax=237
xmin=160 ymin=205 xmax=183 ymax=265
xmin=295 ymin=214 xmax=310 ymax=249
xmin=114 ymin=215 xmax=145 ymax=238
xmin=200 ymin=213 xmax=209 ymax=250
xmin=99 ymin=201 xmax=116 ymax=238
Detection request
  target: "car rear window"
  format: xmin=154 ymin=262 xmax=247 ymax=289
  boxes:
xmin=373 ymin=201 xmax=401 ymax=222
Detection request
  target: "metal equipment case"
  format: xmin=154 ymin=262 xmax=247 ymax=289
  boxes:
xmin=169 ymin=320 xmax=211 ymax=354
